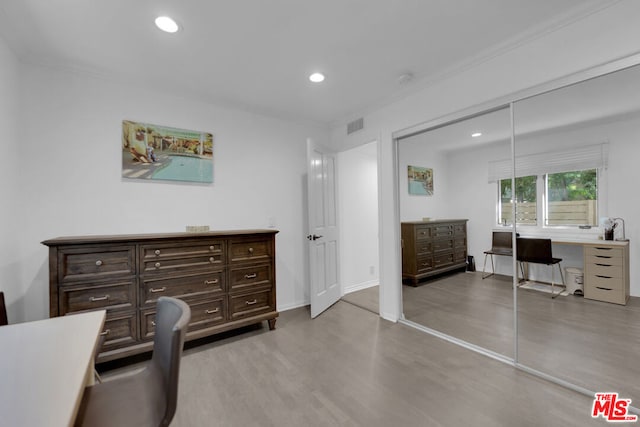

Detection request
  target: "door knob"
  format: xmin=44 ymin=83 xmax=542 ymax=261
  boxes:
xmin=306 ymin=234 xmax=323 ymax=241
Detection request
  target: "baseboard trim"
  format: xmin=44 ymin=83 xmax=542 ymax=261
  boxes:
xmin=344 ymin=280 xmax=378 ymax=294
xmin=277 ymin=300 xmax=308 ymax=312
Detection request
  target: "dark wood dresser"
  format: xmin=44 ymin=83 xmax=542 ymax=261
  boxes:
xmin=401 ymin=219 xmax=468 ymax=285
xmin=42 ymin=229 xmax=278 ymax=362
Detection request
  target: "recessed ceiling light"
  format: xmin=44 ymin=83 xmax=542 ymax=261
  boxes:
xmin=471 ymin=132 xmax=482 ymax=138
xmin=309 ymin=73 xmax=325 ymax=83
xmin=155 ymin=16 xmax=179 ymax=33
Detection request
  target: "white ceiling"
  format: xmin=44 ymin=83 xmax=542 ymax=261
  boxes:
xmin=0 ymin=0 xmax=612 ymax=126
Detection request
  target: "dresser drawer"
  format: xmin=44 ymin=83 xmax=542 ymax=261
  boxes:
xmin=585 ymin=254 xmax=624 ymax=267
xmin=416 ymin=256 xmax=433 ymax=274
xmin=585 ymin=246 xmax=624 ymax=259
xmin=433 ymin=225 xmax=453 ymax=239
xmin=141 ymin=254 xmax=223 ymax=274
xmin=585 ymin=263 xmax=624 ymax=279
xmin=434 ymin=253 xmax=454 ymax=269
xmin=454 ymin=237 xmax=466 ymax=249
xmin=187 ymin=298 xmax=227 ymax=332
xmin=140 ymin=298 xmax=226 ymax=340
xmin=454 ymin=250 xmax=467 ymax=263
xmin=58 ymin=245 xmax=135 ymax=282
xmin=414 ymin=226 xmax=432 ymax=241
xmin=140 ymin=270 xmax=225 ymax=306
xmin=229 ymin=289 xmax=274 ymax=321
xmin=140 ymin=241 xmax=224 ymax=274
xmin=229 ymin=238 xmax=272 ymax=263
xmin=100 ymin=311 xmax=137 ymax=352
xmin=59 ymin=279 xmax=136 ymax=314
xmin=141 ymin=240 xmax=224 ymax=260
xmin=585 ymin=281 xmax=626 ymax=305
xmin=415 ymin=241 xmax=433 ymax=256
xmin=229 ymin=264 xmax=272 ymax=292
xmin=585 ymin=274 xmax=624 ymax=292
xmin=433 ymin=239 xmax=454 ymax=253
xmin=453 ymin=224 xmax=466 ymax=235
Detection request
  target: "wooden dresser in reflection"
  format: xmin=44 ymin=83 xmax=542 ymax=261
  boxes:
xmin=401 ymin=219 xmax=468 ymax=285
xmin=43 ymin=230 xmax=278 ymax=362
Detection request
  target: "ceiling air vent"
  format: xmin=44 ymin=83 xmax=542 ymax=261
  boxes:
xmin=347 ymin=117 xmax=364 ymax=135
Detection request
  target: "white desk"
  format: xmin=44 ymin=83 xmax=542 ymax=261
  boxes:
xmin=0 ymin=310 xmax=106 ymax=427
xmin=518 ymin=236 xmax=630 ymax=304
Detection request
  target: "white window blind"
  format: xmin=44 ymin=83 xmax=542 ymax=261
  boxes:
xmin=487 ymin=142 xmax=608 ymax=182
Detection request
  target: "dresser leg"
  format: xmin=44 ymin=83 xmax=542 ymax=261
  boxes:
xmin=268 ymin=318 xmax=277 ymax=330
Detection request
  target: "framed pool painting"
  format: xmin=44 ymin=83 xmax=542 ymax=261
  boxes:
xmin=408 ymin=165 xmax=433 ymax=195
xmin=122 ymin=120 xmax=213 ymax=183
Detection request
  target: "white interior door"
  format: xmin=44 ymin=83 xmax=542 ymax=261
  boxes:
xmin=307 ymin=138 xmax=341 ymax=318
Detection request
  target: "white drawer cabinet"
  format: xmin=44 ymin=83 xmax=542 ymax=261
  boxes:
xmin=583 ymin=243 xmax=629 ymax=305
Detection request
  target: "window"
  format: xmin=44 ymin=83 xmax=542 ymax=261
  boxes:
xmin=488 ymin=143 xmax=607 ymax=228
xmin=497 ymin=169 xmax=598 ymax=227
xmin=499 ymin=176 xmax=537 ymax=225
xmin=545 ymin=169 xmax=597 ymax=226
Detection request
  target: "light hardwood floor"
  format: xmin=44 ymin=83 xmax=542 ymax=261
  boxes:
xmin=342 ymin=285 xmax=379 ymax=314
xmin=102 ymin=300 xmax=608 ymax=426
xmin=403 ymin=271 xmax=640 ymax=411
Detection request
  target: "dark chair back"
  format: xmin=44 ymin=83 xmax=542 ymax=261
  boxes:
xmin=0 ymin=291 xmax=8 ymax=326
xmin=516 ymin=238 xmax=554 ymax=264
xmin=152 ymin=296 xmax=191 ymax=427
xmin=491 ymin=232 xmax=513 ymax=251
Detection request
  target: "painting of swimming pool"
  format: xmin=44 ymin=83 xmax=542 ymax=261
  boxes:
xmin=408 ymin=165 xmax=433 ymax=195
xmin=122 ymin=120 xmax=213 ymax=183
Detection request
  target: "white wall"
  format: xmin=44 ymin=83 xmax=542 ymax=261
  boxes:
xmin=338 ymin=141 xmax=379 ymax=293
xmin=330 ymin=0 xmax=640 ymax=321
xmin=0 ymin=36 xmax=23 ymax=322
xmin=444 ymin=142 xmax=510 ymax=270
xmin=8 ymin=62 xmax=328 ymax=322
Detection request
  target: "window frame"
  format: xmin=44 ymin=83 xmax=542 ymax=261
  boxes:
xmin=496 ymin=168 xmax=603 ymax=229
xmin=498 ymin=175 xmax=538 ymax=227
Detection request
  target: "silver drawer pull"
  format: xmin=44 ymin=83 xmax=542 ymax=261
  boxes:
xmin=421 ymin=263 xmax=429 ymax=267
xmin=245 ymin=299 xmax=258 ymax=305
xmin=155 ymin=262 xmax=161 ymax=268
xmin=154 ymin=249 xmax=161 ymax=256
xmin=95 ymin=260 xmax=103 ymax=266
xmin=150 ymin=287 xmax=166 ymax=293
xmin=248 ymin=247 xmax=254 ymax=254
xmin=204 ymin=279 xmax=219 ymax=285
xmin=151 ymin=321 xmax=156 ymax=326
xmin=99 ymin=329 xmax=110 ymax=337
xmin=205 ymin=308 xmax=219 ymax=314
xmin=209 ymin=257 xmax=215 ymax=263
xmin=244 ymin=273 xmax=257 ymax=279
xmin=90 ymin=295 xmax=110 ymax=302
xmin=209 ymin=245 xmax=215 ymax=251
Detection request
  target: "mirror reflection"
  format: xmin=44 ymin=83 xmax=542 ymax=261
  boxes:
xmin=400 ymin=61 xmax=640 ymax=404
xmin=399 ymin=107 xmax=515 ymax=358
xmin=514 ymin=63 xmax=640 ymax=403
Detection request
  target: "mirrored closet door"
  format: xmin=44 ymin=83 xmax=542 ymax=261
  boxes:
xmin=514 ymin=63 xmax=640 ymax=404
xmin=399 ymin=107 xmax=516 ymax=358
